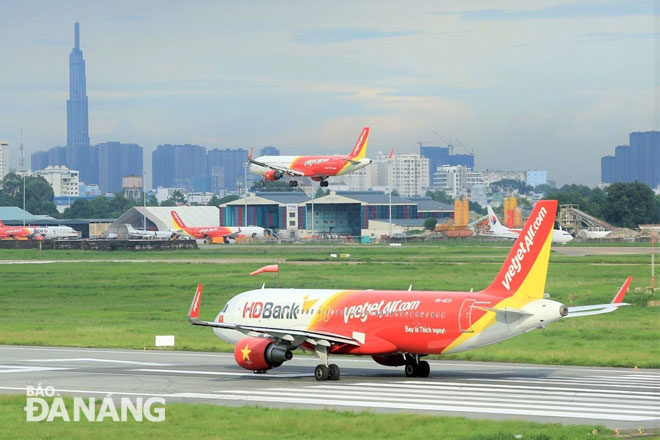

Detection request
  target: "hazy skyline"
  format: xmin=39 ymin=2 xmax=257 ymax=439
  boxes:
xmin=1 ymin=0 xmax=658 ymax=187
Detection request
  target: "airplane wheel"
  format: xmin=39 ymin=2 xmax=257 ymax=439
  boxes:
xmin=253 ymin=369 xmax=267 ymax=374
xmin=418 ymin=361 xmax=430 ymax=378
xmin=315 ymin=364 xmax=329 ymax=381
xmin=404 ymin=363 xmax=418 ymax=377
xmin=328 ymin=364 xmax=340 ymax=381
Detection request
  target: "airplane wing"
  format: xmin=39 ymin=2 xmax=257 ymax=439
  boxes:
xmin=187 ymin=285 xmax=359 ymax=346
xmin=564 ymin=276 xmax=632 ymax=318
xmin=247 ymin=156 xmax=306 ymax=178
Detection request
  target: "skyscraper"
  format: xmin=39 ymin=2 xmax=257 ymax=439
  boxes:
xmin=97 ymin=142 xmax=143 ymax=194
xmin=67 ymin=22 xmax=90 ymax=147
xmin=600 ymin=131 xmax=660 ymax=188
xmin=152 ymin=144 xmax=207 ymax=191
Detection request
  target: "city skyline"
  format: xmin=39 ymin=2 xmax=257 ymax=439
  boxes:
xmin=0 ymin=1 xmax=658 ymax=186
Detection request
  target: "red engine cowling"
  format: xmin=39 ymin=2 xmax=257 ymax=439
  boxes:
xmin=263 ymin=170 xmax=283 ymax=181
xmin=372 ymin=354 xmax=406 ymax=367
xmin=233 ymin=337 xmax=293 ymax=371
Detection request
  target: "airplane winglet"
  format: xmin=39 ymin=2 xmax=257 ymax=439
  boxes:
xmin=388 ymin=148 xmax=394 ymax=160
xmin=612 ymin=275 xmax=632 ymax=304
xmin=188 ymin=284 xmax=203 ymax=322
xmin=248 ymin=147 xmax=253 ymax=160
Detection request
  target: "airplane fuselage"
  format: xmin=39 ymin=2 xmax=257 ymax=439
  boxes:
xmin=249 ymin=155 xmax=371 ymax=179
xmin=213 ymin=288 xmax=565 ymax=356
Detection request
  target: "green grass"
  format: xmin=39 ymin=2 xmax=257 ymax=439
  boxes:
xmin=0 ymin=395 xmax=614 ymax=440
xmin=0 ymin=243 xmax=658 ymax=367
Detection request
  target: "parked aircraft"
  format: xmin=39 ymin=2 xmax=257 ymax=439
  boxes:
xmin=248 ymin=127 xmax=391 ymax=188
xmin=486 ymin=206 xmax=573 ymax=244
xmin=187 ymin=200 xmax=629 ymax=380
xmin=30 ymin=226 xmax=78 ymax=240
xmin=0 ymin=220 xmax=37 ymax=240
xmin=125 ymin=224 xmax=180 ymax=240
xmin=171 ymin=211 xmax=233 ymax=242
xmin=228 ymin=226 xmax=270 ymax=240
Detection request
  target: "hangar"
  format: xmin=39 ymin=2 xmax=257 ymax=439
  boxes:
xmin=107 ymin=206 xmax=220 ymax=237
xmin=220 ymin=191 xmax=452 ymax=238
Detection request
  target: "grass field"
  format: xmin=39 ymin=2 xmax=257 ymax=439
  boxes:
xmin=0 ymin=395 xmax=614 ymax=440
xmin=1 ymin=243 xmax=658 ymax=367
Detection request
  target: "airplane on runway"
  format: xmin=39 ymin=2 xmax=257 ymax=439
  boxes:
xmin=0 ymin=220 xmax=38 ymax=240
xmin=248 ymin=127 xmax=392 ymax=188
xmin=486 ymin=205 xmax=573 ymax=244
xmin=125 ymin=224 xmax=180 ymax=240
xmin=171 ymin=211 xmax=234 ymax=243
xmin=187 ymin=200 xmax=631 ymax=380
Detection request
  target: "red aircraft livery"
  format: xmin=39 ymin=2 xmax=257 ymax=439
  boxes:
xmin=0 ymin=220 xmax=35 ymax=240
xmin=171 ymin=211 xmax=233 ymax=242
xmin=247 ymin=127 xmax=391 ymax=188
xmin=188 ymin=200 xmax=631 ymax=380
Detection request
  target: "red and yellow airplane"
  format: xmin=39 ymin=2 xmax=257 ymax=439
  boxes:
xmin=188 ymin=200 xmax=631 ymax=380
xmin=0 ymin=220 xmax=38 ymax=240
xmin=171 ymin=211 xmax=233 ymax=243
xmin=248 ymin=127 xmax=391 ymax=188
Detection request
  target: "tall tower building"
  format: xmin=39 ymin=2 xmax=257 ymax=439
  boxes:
xmin=67 ymin=22 xmax=90 ymax=147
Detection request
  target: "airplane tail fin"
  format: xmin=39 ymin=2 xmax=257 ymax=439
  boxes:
xmin=482 ymin=200 xmax=557 ymax=300
xmin=0 ymin=220 xmax=4 ymax=227
xmin=486 ymin=206 xmax=506 ymax=232
xmin=171 ymin=211 xmax=189 ymax=232
xmin=348 ymin=127 xmax=370 ymax=159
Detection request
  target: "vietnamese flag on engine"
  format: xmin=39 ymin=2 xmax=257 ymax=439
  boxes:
xmin=250 ymin=264 xmax=279 ymax=276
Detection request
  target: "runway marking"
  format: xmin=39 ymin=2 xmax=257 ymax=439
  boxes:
xmin=24 ymin=358 xmax=171 ymax=366
xmin=133 ymin=368 xmax=312 ymax=378
xmin=0 ymin=365 xmax=70 ymax=374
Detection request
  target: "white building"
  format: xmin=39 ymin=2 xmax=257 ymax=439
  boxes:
xmin=0 ymin=141 xmax=9 ymax=179
xmin=388 ymin=153 xmax=429 ymax=197
xmin=526 ymin=170 xmax=547 ymax=187
xmin=36 ymin=165 xmax=80 ymax=197
xmin=433 ymin=165 xmax=484 ymax=198
xmin=481 ymin=169 xmax=526 ymax=186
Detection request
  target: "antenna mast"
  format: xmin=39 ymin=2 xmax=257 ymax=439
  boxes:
xmin=19 ymin=128 xmax=25 ymax=171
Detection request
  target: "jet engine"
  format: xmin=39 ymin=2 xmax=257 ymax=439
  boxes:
xmin=233 ymin=337 xmax=293 ymax=371
xmin=263 ymin=170 xmax=283 ymax=181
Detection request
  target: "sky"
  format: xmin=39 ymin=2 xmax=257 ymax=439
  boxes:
xmin=0 ymin=0 xmax=658 ymax=187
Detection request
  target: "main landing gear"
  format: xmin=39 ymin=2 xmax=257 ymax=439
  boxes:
xmin=319 ymin=179 xmax=329 ymax=188
xmin=288 ymin=180 xmax=299 ymax=187
xmin=404 ymin=354 xmax=430 ymax=378
xmin=314 ymin=346 xmax=340 ymax=381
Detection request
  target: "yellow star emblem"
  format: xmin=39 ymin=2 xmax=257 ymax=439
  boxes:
xmin=240 ymin=343 xmax=251 ymax=362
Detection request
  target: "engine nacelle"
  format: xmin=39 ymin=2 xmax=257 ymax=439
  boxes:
xmin=233 ymin=337 xmax=293 ymax=371
xmin=264 ymin=170 xmax=283 ymax=182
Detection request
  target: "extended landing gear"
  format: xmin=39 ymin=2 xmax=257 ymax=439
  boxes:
xmin=319 ymin=180 xmax=329 ymax=188
xmin=404 ymin=354 xmax=430 ymax=378
xmin=314 ymin=345 xmax=340 ymax=381
xmin=289 ymin=180 xmax=299 ymax=187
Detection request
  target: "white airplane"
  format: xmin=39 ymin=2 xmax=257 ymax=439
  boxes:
xmin=30 ymin=226 xmax=79 ymax=240
xmin=486 ymin=206 xmax=573 ymax=244
xmin=125 ymin=224 xmax=180 ymax=240
xmin=187 ymin=200 xmax=629 ymax=380
xmin=228 ymin=226 xmax=270 ymax=239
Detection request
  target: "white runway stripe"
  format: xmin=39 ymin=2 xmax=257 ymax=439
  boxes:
xmin=497 ymin=377 xmax=660 ymax=389
xmin=0 ymin=365 xmax=70 ymax=374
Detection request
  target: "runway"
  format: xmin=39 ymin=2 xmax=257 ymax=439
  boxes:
xmin=1 ymin=345 xmax=658 ymax=431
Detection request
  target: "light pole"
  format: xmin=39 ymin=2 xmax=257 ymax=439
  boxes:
xmin=388 ymin=189 xmax=392 ymax=238
xmin=22 ymin=172 xmax=26 ymax=226
xmin=142 ymin=169 xmax=148 ymax=231
xmin=311 ymin=185 xmax=315 ymax=239
xmin=243 ymin=163 xmax=248 ymax=226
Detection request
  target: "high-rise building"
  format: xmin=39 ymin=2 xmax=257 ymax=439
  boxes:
xmin=66 ymin=144 xmax=98 ymax=185
xmin=388 ymin=153 xmax=429 ymax=197
xmin=67 ymin=22 xmax=90 ymax=147
xmin=601 ymin=131 xmax=660 ymax=188
xmin=0 ymin=141 xmax=9 ymax=179
xmin=152 ymin=144 xmax=207 ymax=191
xmin=35 ymin=165 xmax=80 ymax=197
xmin=259 ymin=146 xmax=280 ymax=156
xmin=97 ymin=142 xmax=143 ymax=193
xmin=207 ymin=148 xmax=251 ymax=192
xmin=433 ymin=165 xmax=484 ymax=198
xmin=420 ymin=145 xmax=475 ymax=187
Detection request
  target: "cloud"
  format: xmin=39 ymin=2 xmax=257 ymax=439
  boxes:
xmin=292 ymin=27 xmax=423 ymax=45
xmin=435 ymin=1 xmax=655 ymax=21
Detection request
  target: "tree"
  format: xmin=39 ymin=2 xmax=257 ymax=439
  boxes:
xmin=218 ymin=194 xmax=240 ymax=205
xmin=0 ymin=173 xmax=58 ymax=217
xmin=423 ymin=217 xmax=438 ymax=231
xmin=602 ymin=182 xmax=659 ymax=228
xmin=62 ymin=198 xmax=93 ymax=218
xmin=426 ymin=190 xmax=453 ymax=205
xmin=162 ymin=190 xmax=186 ymax=206
xmin=490 ymin=179 xmax=533 ymax=195
xmin=315 ymin=188 xmax=329 ymax=198
xmin=207 ymin=195 xmax=221 ymax=207
xmin=251 ymin=179 xmax=301 ymax=192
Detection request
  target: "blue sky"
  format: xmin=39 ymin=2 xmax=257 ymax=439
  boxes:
xmin=0 ymin=0 xmax=658 ymax=186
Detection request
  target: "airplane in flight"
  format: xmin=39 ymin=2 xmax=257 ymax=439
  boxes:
xmin=187 ymin=200 xmax=630 ymax=380
xmin=0 ymin=220 xmax=38 ymax=240
xmin=248 ymin=127 xmax=392 ymax=188
xmin=125 ymin=224 xmax=180 ymax=240
xmin=171 ymin=211 xmax=234 ymax=243
xmin=486 ymin=205 xmax=573 ymax=244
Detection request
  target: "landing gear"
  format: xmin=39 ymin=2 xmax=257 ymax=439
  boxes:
xmin=314 ymin=345 xmax=341 ymax=381
xmin=319 ymin=180 xmax=329 ymax=188
xmin=404 ymin=355 xmax=430 ymax=378
xmin=289 ymin=180 xmax=298 ymax=187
